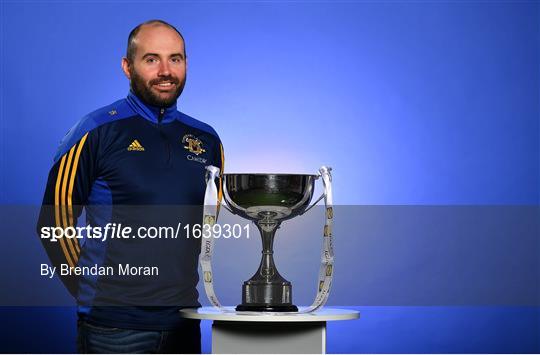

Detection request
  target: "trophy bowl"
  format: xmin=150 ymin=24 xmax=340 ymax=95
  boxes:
xmin=223 ymin=173 xmax=318 ymax=312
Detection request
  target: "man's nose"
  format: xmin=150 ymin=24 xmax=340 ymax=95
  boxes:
xmin=158 ymin=61 xmax=171 ymax=76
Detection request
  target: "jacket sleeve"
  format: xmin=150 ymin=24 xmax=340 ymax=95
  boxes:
xmin=36 ymin=130 xmax=98 ymax=297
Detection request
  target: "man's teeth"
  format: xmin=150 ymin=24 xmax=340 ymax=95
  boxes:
xmin=157 ymin=82 xmax=173 ymax=87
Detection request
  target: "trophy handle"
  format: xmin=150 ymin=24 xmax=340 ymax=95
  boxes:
xmin=301 ymin=193 xmax=325 ymax=215
xmin=301 ymin=166 xmax=332 ymax=216
xmin=219 ymin=179 xmax=236 ymax=215
xmin=204 ymin=166 xmax=235 ymax=215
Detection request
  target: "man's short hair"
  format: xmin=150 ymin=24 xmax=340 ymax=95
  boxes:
xmin=126 ymin=19 xmax=186 ymax=63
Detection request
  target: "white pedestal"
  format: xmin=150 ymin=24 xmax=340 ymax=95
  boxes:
xmin=180 ymin=307 xmax=359 ymax=354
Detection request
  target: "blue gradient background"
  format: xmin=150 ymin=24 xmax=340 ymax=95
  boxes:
xmin=1 ymin=1 xmax=539 ymax=353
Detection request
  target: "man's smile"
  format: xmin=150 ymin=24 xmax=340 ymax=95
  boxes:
xmin=153 ymin=81 xmax=176 ymax=91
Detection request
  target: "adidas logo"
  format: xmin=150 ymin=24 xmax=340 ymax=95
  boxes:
xmin=127 ymin=139 xmax=145 ymax=151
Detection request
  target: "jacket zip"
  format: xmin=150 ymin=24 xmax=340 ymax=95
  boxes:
xmin=158 ymin=108 xmax=172 ymax=166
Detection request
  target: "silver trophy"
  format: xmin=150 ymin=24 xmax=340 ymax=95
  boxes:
xmin=201 ymin=166 xmax=334 ymax=313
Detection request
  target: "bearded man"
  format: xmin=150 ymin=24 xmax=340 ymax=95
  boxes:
xmin=37 ymin=20 xmax=223 ymax=353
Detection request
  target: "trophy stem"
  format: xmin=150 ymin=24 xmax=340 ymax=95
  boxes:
xmin=257 ymin=217 xmax=279 ymax=280
xmin=236 ymin=211 xmax=298 ymax=312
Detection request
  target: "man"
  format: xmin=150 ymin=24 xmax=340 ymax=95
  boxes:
xmin=37 ymin=20 xmax=223 ymax=353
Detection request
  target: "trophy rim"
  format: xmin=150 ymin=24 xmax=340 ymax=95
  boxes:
xmin=223 ymin=173 xmax=319 ymax=177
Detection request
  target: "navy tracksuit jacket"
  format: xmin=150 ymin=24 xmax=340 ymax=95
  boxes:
xmin=37 ymin=91 xmax=223 ymax=329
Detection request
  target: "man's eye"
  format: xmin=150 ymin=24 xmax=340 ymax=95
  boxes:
xmin=171 ymin=57 xmax=182 ymax=63
xmin=145 ymin=58 xmax=157 ymax=63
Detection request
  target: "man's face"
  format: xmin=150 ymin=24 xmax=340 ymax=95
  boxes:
xmin=122 ymin=24 xmax=187 ymax=108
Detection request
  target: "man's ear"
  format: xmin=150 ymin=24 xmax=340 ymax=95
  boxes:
xmin=121 ymin=57 xmax=131 ymax=80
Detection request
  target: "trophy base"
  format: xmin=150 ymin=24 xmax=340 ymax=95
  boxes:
xmin=235 ymin=304 xmax=298 ymax=312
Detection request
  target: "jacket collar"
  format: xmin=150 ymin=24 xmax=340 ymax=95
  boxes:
xmin=126 ymin=90 xmax=178 ymax=124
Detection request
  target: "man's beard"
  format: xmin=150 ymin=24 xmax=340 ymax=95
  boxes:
xmin=129 ymin=69 xmax=186 ymax=108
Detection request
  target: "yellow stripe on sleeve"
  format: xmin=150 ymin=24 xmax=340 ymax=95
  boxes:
xmin=216 ymin=143 xmax=224 ymax=218
xmin=218 ymin=143 xmax=224 ymax=204
xmin=67 ymin=133 xmax=88 ymax=254
xmin=61 ymin=144 xmax=79 ymax=262
xmin=54 ymin=154 xmax=75 ymax=268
